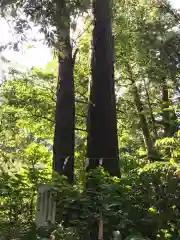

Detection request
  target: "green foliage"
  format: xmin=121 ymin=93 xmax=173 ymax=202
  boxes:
xmin=0 ymin=69 xmax=54 ymax=238
xmin=0 ymin=165 xmax=51 ymax=239
xmin=50 ymin=223 xmax=80 ymax=240
xmin=45 ymin=164 xmax=179 ymax=240
xmin=2 ymin=162 xmax=180 ymax=239
xmin=115 ymin=0 xmax=180 ymax=159
xmin=0 ymin=0 xmax=180 ymax=239
xmin=155 ymin=131 xmax=180 ymax=162
xmin=0 ymin=0 xmax=91 ymax=50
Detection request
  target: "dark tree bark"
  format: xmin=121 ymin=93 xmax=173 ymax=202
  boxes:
xmin=53 ymin=34 xmax=75 ymax=184
xmin=86 ymin=0 xmax=120 ymax=177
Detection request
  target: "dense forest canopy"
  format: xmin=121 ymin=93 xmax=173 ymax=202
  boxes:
xmin=0 ymin=0 xmax=180 ymax=239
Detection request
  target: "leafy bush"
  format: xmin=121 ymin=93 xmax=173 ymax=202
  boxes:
xmin=1 ymin=162 xmax=180 ymax=240
xmin=51 ymin=163 xmax=180 ymax=240
xmin=0 ymin=164 xmax=51 ymax=239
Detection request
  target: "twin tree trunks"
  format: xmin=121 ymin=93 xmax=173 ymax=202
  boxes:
xmin=50 ymin=1 xmax=120 ymax=238
xmin=53 ymin=0 xmax=120 ymax=183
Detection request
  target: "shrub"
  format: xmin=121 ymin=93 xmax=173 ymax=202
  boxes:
xmin=1 ymin=162 xmax=180 ymax=240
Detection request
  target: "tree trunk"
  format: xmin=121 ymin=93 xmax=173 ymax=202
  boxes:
xmin=162 ymin=79 xmax=170 ymax=137
xmin=86 ymin=0 xmax=120 ymax=177
xmin=53 ymin=34 xmax=75 ymax=184
xmin=132 ymin=82 xmax=156 ymax=161
xmin=143 ymin=80 xmax=158 ymax=140
xmin=162 ymin=79 xmax=178 ymax=137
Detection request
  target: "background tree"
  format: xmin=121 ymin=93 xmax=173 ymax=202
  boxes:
xmin=114 ymin=0 xmax=180 ymax=162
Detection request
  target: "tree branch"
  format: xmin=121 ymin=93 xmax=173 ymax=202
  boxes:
xmin=72 ymin=48 xmax=79 ymax=66
xmin=75 ymin=128 xmax=87 ymax=132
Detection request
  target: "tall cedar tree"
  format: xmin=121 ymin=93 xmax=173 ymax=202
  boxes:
xmin=53 ymin=11 xmax=75 ymax=184
xmin=86 ymin=0 xmax=120 ymax=177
